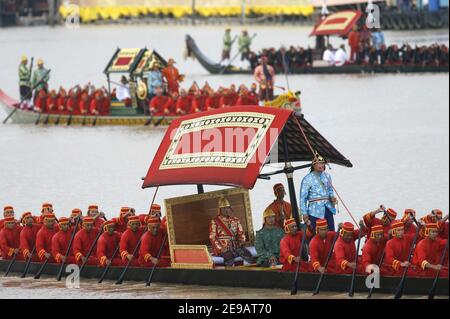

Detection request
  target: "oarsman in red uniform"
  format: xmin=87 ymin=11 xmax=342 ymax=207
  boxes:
xmin=89 ymin=91 xmax=103 ymax=115
xmin=164 ymin=91 xmax=179 ymax=115
xmin=309 ymin=218 xmax=337 ymax=273
xmin=34 ymin=89 xmax=47 ymax=113
xmin=52 ymin=217 xmax=76 ymax=264
xmin=190 ymin=89 xmax=206 ymax=113
xmin=73 ymin=217 xmax=99 ymax=265
xmin=334 ymin=222 xmax=365 ymax=274
xmin=0 ymin=205 xmax=15 ymax=231
xmin=41 ymin=202 xmax=54 ymax=214
xmin=112 ymin=207 xmax=134 ymax=234
xmin=20 ymin=212 xmax=41 ymax=262
xmin=219 ymin=89 xmax=235 ymax=108
xmin=265 ymin=183 xmax=292 ymax=229
xmin=362 ymin=224 xmax=388 ymax=275
xmin=412 ymin=222 xmax=448 ymax=278
xmin=149 ymin=87 xmax=171 ymax=116
xmin=139 ymin=217 xmax=170 ymax=267
xmin=86 ymin=205 xmax=106 ymax=230
xmin=363 ymin=205 xmax=396 ymax=240
xmin=69 ymin=208 xmax=82 ymax=231
xmin=36 ymin=213 xmax=58 ymax=262
xmin=384 ymin=220 xmax=418 ymax=276
xmin=46 ymin=90 xmax=58 ymax=114
xmin=402 ymin=209 xmax=418 ymax=236
xmin=0 ymin=217 xmax=23 ymax=260
xmin=204 ymin=89 xmax=220 ymax=111
xmin=79 ymin=92 xmax=90 ymax=116
xmin=56 ymin=87 xmax=67 ymax=114
xmin=139 ymin=204 xmax=167 ymax=232
xmin=280 ymin=218 xmax=313 ymax=272
xmin=97 ymin=220 xmax=122 ymax=267
xmin=235 ymin=85 xmax=259 ymax=106
xmin=419 ymin=210 xmax=449 ymax=240
xmin=101 ymin=89 xmax=110 ymax=115
xmin=66 ymin=88 xmax=79 ymax=115
xmin=120 ymin=216 xmax=145 ymax=266
xmin=175 ymin=89 xmax=191 ymax=115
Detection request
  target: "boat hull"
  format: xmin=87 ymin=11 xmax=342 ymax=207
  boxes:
xmin=0 ymin=89 xmax=175 ymax=126
xmin=1 ymin=259 xmax=448 ymax=296
xmin=185 ymin=35 xmax=450 ymax=75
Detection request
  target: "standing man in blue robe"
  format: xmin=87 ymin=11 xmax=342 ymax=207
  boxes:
xmin=299 ymin=152 xmax=337 ymax=232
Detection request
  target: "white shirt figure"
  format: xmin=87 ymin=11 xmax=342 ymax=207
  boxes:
xmin=117 ymin=84 xmax=131 ymax=101
xmin=323 ymin=49 xmax=335 ymax=66
xmin=334 ymin=47 xmax=349 ymax=67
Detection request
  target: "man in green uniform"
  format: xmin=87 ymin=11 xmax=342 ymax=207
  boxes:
xmin=18 ymin=55 xmax=32 ymax=103
xmin=32 ymin=59 xmax=50 ymax=101
xmin=255 ymin=208 xmax=285 ymax=267
xmin=238 ymin=30 xmax=252 ymax=67
xmin=222 ymin=28 xmax=233 ymax=63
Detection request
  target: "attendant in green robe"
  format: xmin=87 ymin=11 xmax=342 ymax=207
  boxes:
xmin=222 ymin=28 xmax=233 ymax=61
xmin=31 ymin=59 xmax=50 ymax=100
xmin=18 ymin=55 xmax=31 ymax=101
xmin=255 ymin=208 xmax=285 ymax=267
xmin=238 ymin=30 xmax=252 ymax=63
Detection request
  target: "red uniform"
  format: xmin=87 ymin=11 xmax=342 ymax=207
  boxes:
xmin=97 ymin=231 xmax=122 ymax=267
xmin=93 ymin=217 xmax=106 ymax=230
xmin=138 ymin=231 xmax=170 ymax=267
xmin=73 ymin=228 xmax=99 ymax=265
xmin=236 ymin=94 xmax=259 ymax=106
xmin=204 ymin=95 xmax=221 ymax=111
xmin=101 ymin=95 xmax=110 ymax=115
xmin=363 ymin=212 xmax=391 ymax=241
xmin=79 ymin=96 xmax=90 ymax=114
xmin=89 ymin=98 xmax=102 ymax=115
xmin=175 ymin=96 xmax=191 ymax=115
xmin=404 ymin=223 xmax=418 ymax=236
xmin=36 ymin=226 xmax=58 ymax=262
xmin=34 ymin=90 xmax=47 ymax=113
xmin=309 ymin=232 xmax=337 ymax=273
xmin=190 ymin=95 xmax=206 ymax=113
xmin=0 ymin=225 xmax=23 ymax=260
xmin=112 ymin=217 xmax=128 ymax=234
xmin=334 ymin=230 xmax=364 ymax=274
xmin=20 ymin=224 xmax=41 ymax=261
xmin=119 ymin=227 xmax=145 ymax=267
xmin=384 ymin=235 xmax=417 ymax=276
xmin=52 ymin=230 xmax=76 ymax=264
xmin=219 ymin=93 xmax=236 ymax=107
xmin=362 ymin=238 xmax=387 ymax=274
xmin=412 ymin=237 xmax=448 ymax=277
xmin=149 ymin=96 xmax=171 ymax=116
xmin=162 ymin=66 xmax=181 ymax=94
xmin=56 ymin=96 xmax=66 ymax=114
xmin=66 ymin=97 xmax=79 ymax=115
xmin=280 ymin=231 xmax=311 ymax=272
xmin=46 ymin=96 xmax=57 ymax=113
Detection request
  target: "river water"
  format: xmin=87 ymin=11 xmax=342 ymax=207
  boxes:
xmin=0 ymin=25 xmax=448 ymax=298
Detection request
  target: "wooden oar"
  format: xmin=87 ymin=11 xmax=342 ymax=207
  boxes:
xmin=98 ymin=242 xmax=120 ymax=283
xmin=54 ymin=113 xmax=62 ymax=125
xmin=154 ymin=115 xmax=167 ymax=127
xmin=290 ymin=223 xmax=307 ymax=295
xmin=3 ymin=57 xmax=33 ymax=124
xmin=92 ymin=114 xmax=99 ymax=127
xmin=78 ymin=227 xmax=104 ymax=275
xmin=116 ymin=187 xmax=159 ymax=285
xmin=428 ymin=239 xmax=449 ymax=299
xmin=219 ymin=33 xmax=257 ymax=74
xmin=81 ymin=113 xmax=88 ymax=126
xmin=115 ymin=229 xmax=147 ymax=285
xmin=393 ymin=223 xmax=421 ymax=299
xmin=43 ymin=112 xmax=52 ymax=125
xmin=34 ymin=255 xmax=50 ymax=279
xmin=348 ymin=224 xmax=363 ymax=297
xmin=145 ymin=233 xmax=168 ymax=286
xmin=56 ymin=217 xmax=82 ymax=281
xmin=4 ymin=251 xmax=19 ymax=277
xmin=34 ymin=112 xmax=43 ymax=125
xmin=21 ymin=246 xmax=36 ymax=278
xmin=67 ymin=110 xmax=74 ymax=126
xmin=312 ymin=227 xmax=341 ymax=295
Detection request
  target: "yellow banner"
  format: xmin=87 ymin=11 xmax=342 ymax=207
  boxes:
xmin=60 ymin=0 xmax=315 ymax=21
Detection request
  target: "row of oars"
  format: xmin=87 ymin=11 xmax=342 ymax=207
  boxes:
xmin=290 ymin=219 xmax=448 ymax=299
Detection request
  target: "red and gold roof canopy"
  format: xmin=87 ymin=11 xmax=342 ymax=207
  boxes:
xmin=142 ymin=106 xmax=352 ymax=190
xmin=310 ymin=10 xmax=362 ymax=37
